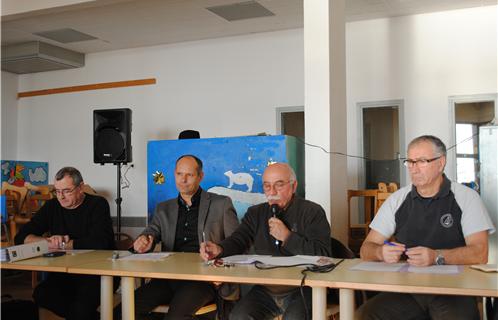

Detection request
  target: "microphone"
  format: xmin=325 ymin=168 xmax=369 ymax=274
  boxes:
xmin=270 ymin=204 xmax=280 ymax=247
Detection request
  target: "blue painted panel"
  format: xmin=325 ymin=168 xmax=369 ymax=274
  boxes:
xmin=147 ymin=135 xmax=299 ymax=221
xmin=1 ymin=160 xmax=49 ymax=187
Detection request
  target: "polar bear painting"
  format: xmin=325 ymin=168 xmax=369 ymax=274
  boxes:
xmin=224 ymin=170 xmax=254 ymax=192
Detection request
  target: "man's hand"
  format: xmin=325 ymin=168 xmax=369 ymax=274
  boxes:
xmin=268 ymin=217 xmax=291 ymax=243
xmin=133 ymin=235 xmax=154 ymax=253
xmin=381 ymin=242 xmax=406 ymax=263
xmin=46 ymin=235 xmax=70 ymax=250
xmin=405 ymin=246 xmax=436 ymax=266
xmin=200 ymin=241 xmax=222 ymax=261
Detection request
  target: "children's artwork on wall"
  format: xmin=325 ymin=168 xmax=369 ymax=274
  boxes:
xmin=147 ymin=135 xmax=304 ymax=221
xmin=1 ymin=160 xmax=49 ymax=187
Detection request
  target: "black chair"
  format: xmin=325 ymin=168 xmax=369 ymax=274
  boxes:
xmin=331 ymin=237 xmax=356 ymax=259
xmin=178 ymin=130 xmax=200 ymax=139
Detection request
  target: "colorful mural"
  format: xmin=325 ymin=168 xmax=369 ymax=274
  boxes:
xmin=1 ymin=160 xmax=49 ymax=187
xmin=147 ymin=135 xmax=303 ymax=221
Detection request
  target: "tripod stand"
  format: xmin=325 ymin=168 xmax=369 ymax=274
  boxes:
xmin=114 ymin=163 xmax=132 ymax=249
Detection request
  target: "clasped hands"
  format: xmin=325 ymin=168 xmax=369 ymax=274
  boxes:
xmin=382 ymin=241 xmax=437 ymax=266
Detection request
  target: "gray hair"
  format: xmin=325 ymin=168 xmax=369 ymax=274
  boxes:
xmin=408 ymin=135 xmax=447 ymax=157
xmin=287 ymin=164 xmax=297 ymax=182
xmin=55 ymin=167 xmax=84 ymax=186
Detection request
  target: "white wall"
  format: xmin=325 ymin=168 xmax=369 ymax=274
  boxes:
xmin=14 ymin=29 xmax=304 ymax=218
xmin=6 ymin=5 xmax=497 ymax=222
xmin=346 ymin=6 xmax=497 ymax=185
xmin=1 ymin=71 xmax=19 ymax=160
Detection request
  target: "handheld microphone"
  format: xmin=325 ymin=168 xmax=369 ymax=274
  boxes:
xmin=270 ymin=204 xmax=280 ymax=247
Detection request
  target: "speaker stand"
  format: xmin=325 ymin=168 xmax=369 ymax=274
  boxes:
xmin=115 ymin=162 xmax=122 ymax=235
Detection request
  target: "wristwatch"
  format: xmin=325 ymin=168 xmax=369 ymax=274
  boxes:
xmin=435 ymin=250 xmax=445 ymax=265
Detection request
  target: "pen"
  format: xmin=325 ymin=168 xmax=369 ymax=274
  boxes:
xmin=202 ymin=231 xmax=206 ymax=243
xmin=383 ymin=240 xmax=397 ymax=246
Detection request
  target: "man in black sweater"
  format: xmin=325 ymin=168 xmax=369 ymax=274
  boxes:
xmin=15 ymin=167 xmax=115 ymax=320
xmin=200 ymin=163 xmax=331 ymax=320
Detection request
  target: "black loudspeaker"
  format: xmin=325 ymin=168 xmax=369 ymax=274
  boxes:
xmin=94 ymin=108 xmax=132 ymax=164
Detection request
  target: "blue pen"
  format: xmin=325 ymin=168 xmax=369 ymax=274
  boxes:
xmin=383 ymin=240 xmax=397 ymax=246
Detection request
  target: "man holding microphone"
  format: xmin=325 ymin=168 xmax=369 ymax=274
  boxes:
xmin=201 ymin=162 xmax=331 ymax=320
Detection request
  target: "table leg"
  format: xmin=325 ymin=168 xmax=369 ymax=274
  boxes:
xmin=100 ymin=275 xmax=113 ymax=320
xmin=340 ymin=288 xmax=355 ymax=320
xmin=312 ymin=286 xmax=327 ymax=320
xmin=121 ymin=276 xmax=135 ymax=320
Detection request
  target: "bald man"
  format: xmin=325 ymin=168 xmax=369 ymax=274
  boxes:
xmin=201 ymin=163 xmax=331 ymax=320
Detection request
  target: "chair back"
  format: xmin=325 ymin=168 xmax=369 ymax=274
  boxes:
xmin=331 ymin=237 xmax=356 ymax=259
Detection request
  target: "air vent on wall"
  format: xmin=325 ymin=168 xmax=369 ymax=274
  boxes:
xmin=1 ymin=41 xmax=85 ymax=74
xmin=206 ymin=0 xmax=275 ymax=21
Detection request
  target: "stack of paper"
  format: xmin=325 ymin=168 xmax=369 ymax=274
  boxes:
xmin=118 ymin=252 xmax=173 ymax=261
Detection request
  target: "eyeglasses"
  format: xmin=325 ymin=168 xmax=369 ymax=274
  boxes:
xmin=403 ymin=156 xmax=442 ymax=168
xmin=263 ymin=180 xmax=293 ymax=191
xmin=54 ymin=186 xmax=79 ymax=196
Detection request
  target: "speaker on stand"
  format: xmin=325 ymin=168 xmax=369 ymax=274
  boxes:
xmin=94 ymin=108 xmax=133 ymax=249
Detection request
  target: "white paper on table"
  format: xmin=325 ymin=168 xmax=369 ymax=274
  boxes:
xmin=254 ymin=255 xmax=333 ymax=267
xmin=221 ymin=255 xmax=266 ymax=264
xmin=350 ymin=261 xmax=406 ymax=272
xmin=407 ymin=265 xmax=461 ymax=274
xmin=470 ymin=264 xmax=498 ymax=272
xmin=61 ymin=249 xmax=95 ymax=255
xmin=119 ymin=252 xmax=173 ymax=261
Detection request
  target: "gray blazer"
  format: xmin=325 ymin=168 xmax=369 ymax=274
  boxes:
xmin=141 ymin=189 xmax=239 ymax=251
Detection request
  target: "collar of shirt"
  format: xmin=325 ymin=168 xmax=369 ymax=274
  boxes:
xmin=410 ymin=174 xmax=451 ymax=200
xmin=177 ymin=187 xmax=202 ymax=210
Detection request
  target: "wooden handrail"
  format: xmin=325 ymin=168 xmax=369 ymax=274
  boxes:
xmin=18 ymin=78 xmax=156 ymax=98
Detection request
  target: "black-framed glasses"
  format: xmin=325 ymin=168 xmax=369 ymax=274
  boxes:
xmin=54 ymin=186 xmax=79 ymax=196
xmin=403 ymin=156 xmax=442 ymax=168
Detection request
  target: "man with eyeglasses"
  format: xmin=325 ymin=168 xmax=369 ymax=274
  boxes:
xmin=356 ymin=135 xmax=495 ymax=320
xmin=200 ymin=162 xmax=331 ymax=320
xmin=15 ymin=166 xmax=115 ymax=320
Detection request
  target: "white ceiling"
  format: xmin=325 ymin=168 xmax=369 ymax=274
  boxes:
xmin=1 ymin=0 xmax=496 ymax=54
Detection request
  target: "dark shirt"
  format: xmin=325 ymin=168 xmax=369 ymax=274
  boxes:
xmin=173 ymin=188 xmax=202 ymax=252
xmin=219 ymin=196 xmax=331 ymax=257
xmin=14 ymin=193 xmax=115 ymax=249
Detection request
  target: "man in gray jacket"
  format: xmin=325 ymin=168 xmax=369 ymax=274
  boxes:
xmin=131 ymin=155 xmax=239 ymax=319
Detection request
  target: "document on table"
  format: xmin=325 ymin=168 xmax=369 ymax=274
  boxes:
xmin=350 ymin=261 xmax=406 ymax=272
xmin=221 ymin=255 xmax=263 ymax=264
xmin=221 ymin=255 xmax=334 ymax=266
xmin=351 ymin=261 xmax=462 ymax=274
xmin=407 ymin=265 xmax=461 ymax=274
xmin=119 ymin=252 xmax=174 ymax=261
xmin=58 ymin=249 xmax=95 ymax=255
xmin=470 ymin=264 xmax=498 ymax=273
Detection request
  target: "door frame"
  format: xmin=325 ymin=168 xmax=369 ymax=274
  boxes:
xmin=276 ymin=106 xmax=304 ymax=135
xmin=448 ymin=93 xmax=497 ymax=180
xmin=357 ymin=99 xmax=406 ymax=189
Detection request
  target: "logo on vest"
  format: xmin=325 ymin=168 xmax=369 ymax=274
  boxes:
xmin=440 ymin=213 xmax=454 ymax=228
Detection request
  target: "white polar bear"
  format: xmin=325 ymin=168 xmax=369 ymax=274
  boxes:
xmin=224 ymin=170 xmax=253 ymax=192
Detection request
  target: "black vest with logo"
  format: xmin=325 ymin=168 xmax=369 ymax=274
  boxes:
xmin=394 ymin=176 xmax=466 ymax=249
